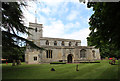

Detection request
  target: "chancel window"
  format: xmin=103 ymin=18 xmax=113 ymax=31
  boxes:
xmin=69 ymin=42 xmax=72 ymax=46
xmin=61 ymin=41 xmax=64 ymax=46
xmin=34 ymin=56 xmax=37 ymax=61
xmin=46 ymin=50 xmax=52 ymax=58
xmin=54 ymin=41 xmax=57 ymax=46
xmin=80 ymin=49 xmax=86 ymax=58
xmin=92 ymin=50 xmax=95 ymax=58
xmin=46 ymin=40 xmax=49 ymax=45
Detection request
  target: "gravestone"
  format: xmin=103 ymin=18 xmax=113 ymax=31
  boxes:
xmin=17 ymin=60 xmax=21 ymax=65
xmin=51 ymin=68 xmax=55 ymax=71
xmin=105 ymin=57 xmax=108 ymax=60
xmin=76 ymin=64 xmax=79 ymax=71
xmin=12 ymin=60 xmax=16 ymax=66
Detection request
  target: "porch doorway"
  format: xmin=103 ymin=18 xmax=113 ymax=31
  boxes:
xmin=67 ymin=54 xmax=73 ymax=63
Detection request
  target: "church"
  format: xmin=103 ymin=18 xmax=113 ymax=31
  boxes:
xmin=25 ymin=22 xmax=101 ymax=64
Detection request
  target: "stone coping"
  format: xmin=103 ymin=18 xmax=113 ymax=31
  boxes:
xmin=39 ymin=37 xmax=81 ymax=42
xmin=38 ymin=46 xmax=94 ymax=49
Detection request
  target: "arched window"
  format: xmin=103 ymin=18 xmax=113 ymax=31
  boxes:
xmin=35 ymin=28 xmax=37 ymax=32
xmin=61 ymin=41 xmax=64 ymax=46
xmin=92 ymin=50 xmax=95 ymax=58
xmin=69 ymin=42 xmax=72 ymax=46
xmin=54 ymin=41 xmax=57 ymax=46
xmin=75 ymin=42 xmax=78 ymax=46
xmin=80 ymin=49 xmax=86 ymax=58
xmin=46 ymin=40 xmax=49 ymax=45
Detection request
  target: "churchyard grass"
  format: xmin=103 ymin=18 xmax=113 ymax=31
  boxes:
xmin=2 ymin=60 xmax=119 ymax=79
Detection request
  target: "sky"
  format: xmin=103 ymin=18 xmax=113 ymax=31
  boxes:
xmin=22 ymin=0 xmax=94 ymax=46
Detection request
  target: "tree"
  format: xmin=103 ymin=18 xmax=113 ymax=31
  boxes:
xmin=2 ymin=2 xmax=44 ymax=64
xmin=2 ymin=46 xmax=26 ymax=62
xmin=87 ymin=2 xmax=120 ymax=59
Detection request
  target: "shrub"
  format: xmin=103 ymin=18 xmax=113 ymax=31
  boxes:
xmin=50 ymin=62 xmax=66 ymax=64
xmin=79 ymin=62 xmax=100 ymax=63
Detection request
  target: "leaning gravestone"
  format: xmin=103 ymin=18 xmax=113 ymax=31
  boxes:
xmin=51 ymin=68 xmax=55 ymax=71
xmin=113 ymin=57 xmax=115 ymax=60
xmin=17 ymin=60 xmax=21 ymax=65
xmin=12 ymin=60 xmax=16 ymax=66
xmin=105 ymin=57 xmax=108 ymax=60
xmin=76 ymin=64 xmax=79 ymax=71
xmin=18 ymin=60 xmax=21 ymax=65
xmin=112 ymin=57 xmax=116 ymax=64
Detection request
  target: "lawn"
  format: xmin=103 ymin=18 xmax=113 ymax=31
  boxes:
xmin=2 ymin=60 xmax=119 ymax=79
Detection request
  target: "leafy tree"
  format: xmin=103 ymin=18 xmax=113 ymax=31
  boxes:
xmin=2 ymin=46 xmax=26 ymax=62
xmin=87 ymin=2 xmax=120 ymax=59
xmin=2 ymin=2 xmax=44 ymax=64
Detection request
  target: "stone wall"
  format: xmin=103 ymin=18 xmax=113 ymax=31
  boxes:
xmin=25 ymin=46 xmax=101 ymax=64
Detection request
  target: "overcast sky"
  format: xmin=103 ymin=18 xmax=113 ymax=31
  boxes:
xmin=22 ymin=0 xmax=94 ymax=46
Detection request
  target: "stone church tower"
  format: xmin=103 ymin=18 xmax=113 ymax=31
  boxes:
xmin=28 ymin=22 xmax=43 ymax=41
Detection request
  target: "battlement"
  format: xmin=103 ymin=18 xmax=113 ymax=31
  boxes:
xmin=29 ymin=22 xmax=43 ymax=28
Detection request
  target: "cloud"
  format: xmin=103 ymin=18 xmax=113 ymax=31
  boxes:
xmin=43 ymin=19 xmax=90 ymax=46
xmin=67 ymin=10 xmax=79 ymax=21
xmin=21 ymin=1 xmax=38 ymax=27
xmin=63 ymin=28 xmax=90 ymax=46
xmin=39 ymin=7 xmax=51 ymax=15
xmin=26 ymin=1 xmax=37 ymax=14
xmin=57 ymin=2 xmax=69 ymax=17
xmin=22 ymin=9 xmax=35 ymax=27
xmin=21 ymin=1 xmax=93 ymax=46
xmin=23 ymin=10 xmax=35 ymax=27
xmin=64 ymin=22 xmax=81 ymax=33
xmin=43 ymin=20 xmax=65 ymax=37
xmin=37 ymin=14 xmax=47 ymax=24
